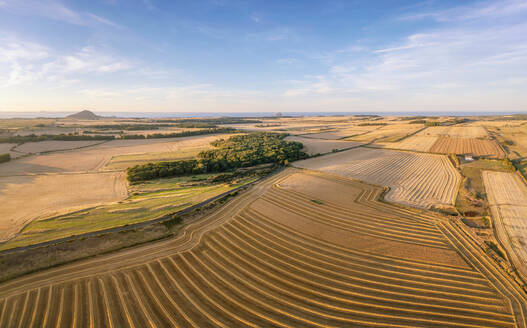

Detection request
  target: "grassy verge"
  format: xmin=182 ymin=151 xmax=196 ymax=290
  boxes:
xmin=0 ymin=173 xmax=258 ymax=251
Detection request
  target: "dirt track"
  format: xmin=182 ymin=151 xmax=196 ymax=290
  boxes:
xmin=1 ymin=168 xmax=525 ymax=327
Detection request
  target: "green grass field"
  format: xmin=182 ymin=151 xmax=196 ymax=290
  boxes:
xmin=0 ymin=174 xmax=257 ymax=251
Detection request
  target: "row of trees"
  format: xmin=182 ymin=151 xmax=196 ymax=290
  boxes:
xmin=0 ymin=134 xmax=115 ymax=143
xmin=127 ymin=132 xmax=307 ymax=182
xmin=120 ymin=127 xmax=237 ymax=139
xmin=152 ymin=118 xmax=262 ymax=124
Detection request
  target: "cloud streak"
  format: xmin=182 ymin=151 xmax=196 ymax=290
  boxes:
xmin=0 ymin=0 xmax=120 ymax=27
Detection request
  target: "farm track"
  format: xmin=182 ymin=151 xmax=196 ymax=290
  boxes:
xmin=0 ymin=168 xmax=525 ymax=327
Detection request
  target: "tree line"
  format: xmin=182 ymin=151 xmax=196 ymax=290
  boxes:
xmin=120 ymin=127 xmax=237 ymax=139
xmin=127 ymin=132 xmax=307 ymax=182
xmin=0 ymin=134 xmax=115 ymax=144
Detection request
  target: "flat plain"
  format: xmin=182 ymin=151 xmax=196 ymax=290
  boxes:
xmin=293 ymin=147 xmax=460 ymax=209
xmin=483 ymin=171 xmax=527 ymax=280
xmin=0 ymin=172 xmax=127 ymax=242
xmin=429 ymin=136 xmax=506 ymax=158
xmin=0 ymin=134 xmax=231 ymax=242
xmin=1 ymin=169 xmax=525 ymax=327
xmin=380 ymin=135 xmax=439 ymax=152
xmin=285 ymin=136 xmax=362 ymax=155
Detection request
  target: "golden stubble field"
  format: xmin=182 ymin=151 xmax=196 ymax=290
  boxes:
xmin=285 ymin=136 xmax=362 ymax=155
xmin=0 ymin=134 xmax=230 ymax=243
xmin=0 ymin=168 xmax=525 ymax=327
xmin=381 ymin=125 xmax=505 ymax=158
xmin=0 ymin=172 xmax=127 ymax=242
xmin=293 ymin=147 xmax=460 ymax=209
xmin=483 ymin=171 xmax=527 ymax=280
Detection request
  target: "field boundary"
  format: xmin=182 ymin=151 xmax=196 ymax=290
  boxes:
xmin=0 ymin=168 xmax=281 ymax=256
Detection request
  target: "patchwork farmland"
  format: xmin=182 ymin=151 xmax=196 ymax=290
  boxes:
xmin=1 ymin=169 xmax=525 ymax=327
xmin=483 ymin=171 xmax=527 ymax=280
xmin=293 ymin=147 xmax=460 ymax=209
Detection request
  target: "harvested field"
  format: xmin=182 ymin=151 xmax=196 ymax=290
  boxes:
xmin=419 ymin=126 xmax=489 ymax=138
xmin=285 ymin=136 xmax=362 ymax=155
xmin=0 ymin=172 xmax=127 ymax=242
xmin=0 ymin=134 xmax=228 ymax=175
xmin=482 ymin=171 xmax=527 ymax=279
xmin=1 ymin=169 xmax=525 ymax=327
xmin=13 ymin=140 xmax=106 ymax=154
xmin=0 ymin=134 xmax=229 ymax=242
xmin=348 ymin=124 xmax=424 ymax=143
xmin=293 ymin=147 xmax=460 ymax=209
xmin=379 ymin=135 xmax=438 ymax=152
xmin=1 ymin=175 xmax=256 ymax=250
xmin=300 ymin=126 xmax=377 ymax=140
xmin=488 ymin=124 xmax=527 ymax=160
xmin=429 ymin=136 xmax=506 ymax=158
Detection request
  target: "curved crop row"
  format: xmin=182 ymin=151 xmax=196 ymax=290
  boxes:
xmin=0 ymin=169 xmax=524 ymax=327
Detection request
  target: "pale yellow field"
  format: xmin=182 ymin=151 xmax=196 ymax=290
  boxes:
xmin=417 ymin=126 xmax=489 ymax=138
xmin=0 ymin=172 xmax=127 ymax=242
xmin=13 ymin=140 xmax=105 ymax=154
xmin=487 ymin=124 xmax=527 ymax=159
xmin=0 ymin=134 xmax=229 ymax=242
xmin=0 ymin=143 xmax=15 ymax=154
xmin=0 ymin=134 xmax=229 ymax=176
xmin=293 ymin=147 xmax=460 ymax=209
xmin=285 ymin=136 xmax=362 ymax=155
xmin=380 ymin=135 xmax=438 ymax=152
xmin=483 ymin=171 xmax=527 ymax=280
xmin=348 ymin=123 xmax=424 ymax=143
xmin=300 ymin=125 xmax=376 ymax=139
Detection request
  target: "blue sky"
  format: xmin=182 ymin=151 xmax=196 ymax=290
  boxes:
xmin=0 ymin=0 xmax=526 ymax=113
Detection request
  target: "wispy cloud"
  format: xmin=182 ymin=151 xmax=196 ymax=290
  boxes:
xmin=400 ymin=0 xmax=527 ymax=22
xmin=284 ymin=0 xmax=527 ymax=109
xmin=0 ymin=35 xmax=134 ymax=87
xmin=0 ymin=0 xmax=120 ymax=27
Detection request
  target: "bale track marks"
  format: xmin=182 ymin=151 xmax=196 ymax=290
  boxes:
xmin=0 ymin=168 xmax=525 ymax=327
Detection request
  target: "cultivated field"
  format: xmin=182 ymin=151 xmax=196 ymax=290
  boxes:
xmin=285 ymin=136 xmax=362 ymax=155
xmin=1 ymin=174 xmax=256 ymax=250
xmin=380 ymin=135 xmax=438 ymax=152
xmin=0 ymin=172 xmax=127 ymax=242
xmin=13 ymin=140 xmax=106 ymax=155
xmin=429 ymin=136 xmax=506 ymax=158
xmin=293 ymin=147 xmax=460 ymax=209
xmin=300 ymin=126 xmax=377 ymax=140
xmin=1 ymin=169 xmax=525 ymax=327
xmin=419 ymin=126 xmax=489 ymax=138
xmin=483 ymin=171 xmax=527 ymax=280
xmin=0 ymin=134 xmax=230 ymax=242
xmin=487 ymin=124 xmax=527 ymax=160
xmin=0 ymin=134 xmax=228 ymax=175
xmin=348 ymin=123 xmax=424 ymax=143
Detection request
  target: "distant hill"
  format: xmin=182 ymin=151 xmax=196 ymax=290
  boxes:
xmin=66 ymin=110 xmax=100 ymax=120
